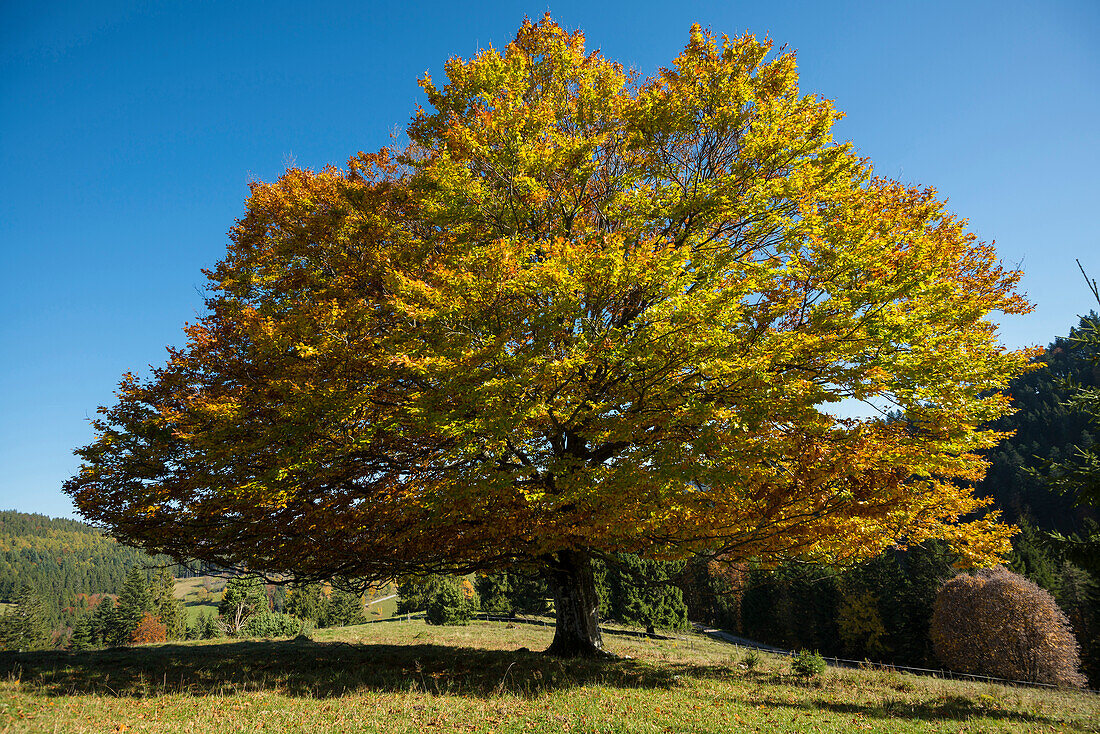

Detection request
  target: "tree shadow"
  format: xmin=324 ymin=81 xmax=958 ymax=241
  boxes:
xmin=0 ymin=638 xmax=707 ymax=699
xmin=756 ymin=694 xmax=1089 ymax=730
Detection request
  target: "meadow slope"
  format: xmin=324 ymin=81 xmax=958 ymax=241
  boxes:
xmin=1 ymin=618 xmax=1096 ymax=733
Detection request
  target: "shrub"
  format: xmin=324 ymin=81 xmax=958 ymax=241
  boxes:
xmin=742 ymin=649 xmax=761 ymax=670
xmin=930 ymin=566 xmax=1086 ymax=687
xmin=243 ymin=611 xmax=308 ymax=638
xmin=791 ymin=649 xmax=826 ymax=678
xmin=130 ymin=612 xmax=167 ymax=644
xmin=426 ymin=579 xmax=474 ymax=625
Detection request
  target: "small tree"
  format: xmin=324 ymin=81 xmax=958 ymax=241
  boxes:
xmin=791 ymin=649 xmax=827 ymax=678
xmin=242 ymin=611 xmax=307 ymax=638
xmin=189 ymin=609 xmax=223 ymax=639
xmin=130 ymin=612 xmax=167 ymax=644
xmin=89 ymin=596 xmax=119 ymax=646
xmin=930 ymin=567 xmax=1086 ymax=687
xmin=601 ymin=555 xmax=689 ymax=634
xmin=219 ymin=577 xmax=269 ymax=635
xmin=319 ymin=589 xmax=368 ymax=628
xmin=114 ymin=568 xmax=154 ymax=644
xmin=151 ymin=569 xmax=187 ymax=640
xmin=396 ymin=575 xmax=445 ymax=614
xmin=426 ymin=579 xmax=474 ymax=626
xmin=285 ymin=582 xmax=325 ymax=623
xmin=836 ymin=587 xmax=890 ymax=659
xmin=69 ymin=614 xmax=96 ymax=651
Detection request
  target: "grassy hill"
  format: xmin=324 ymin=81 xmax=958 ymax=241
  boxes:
xmin=1 ymin=618 xmax=1095 ymax=733
xmin=172 ymin=576 xmax=224 ymax=625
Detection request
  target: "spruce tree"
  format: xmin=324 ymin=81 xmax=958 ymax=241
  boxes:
xmin=0 ymin=585 xmax=51 ymax=651
xmin=151 ymin=569 xmax=187 ymax=640
xmin=285 ymin=582 xmax=325 ymax=623
xmin=113 ymin=568 xmax=154 ymax=644
xmin=69 ymin=614 xmax=95 ymax=650
xmin=320 ymin=589 xmax=367 ymax=628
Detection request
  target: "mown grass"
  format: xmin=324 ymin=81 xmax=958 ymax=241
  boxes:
xmin=1 ymin=618 xmax=1096 ymax=733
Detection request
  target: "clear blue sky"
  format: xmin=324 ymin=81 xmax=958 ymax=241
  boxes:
xmin=2 ymin=0 xmax=1098 ymax=519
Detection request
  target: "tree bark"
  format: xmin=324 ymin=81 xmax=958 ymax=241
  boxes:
xmin=542 ymin=549 xmax=609 ymax=658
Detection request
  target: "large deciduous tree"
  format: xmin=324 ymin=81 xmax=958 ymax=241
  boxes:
xmin=67 ymin=17 xmax=1032 ymax=657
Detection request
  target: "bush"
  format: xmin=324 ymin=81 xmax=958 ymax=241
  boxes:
xmin=130 ymin=612 xmax=167 ymax=644
xmin=426 ymin=579 xmax=474 ymax=625
xmin=742 ymin=649 xmax=761 ymax=670
xmin=791 ymin=649 xmax=826 ymax=678
xmin=930 ymin=566 xmax=1086 ymax=687
xmin=242 ymin=611 xmax=308 ymax=638
xmin=188 ymin=609 xmax=223 ymax=639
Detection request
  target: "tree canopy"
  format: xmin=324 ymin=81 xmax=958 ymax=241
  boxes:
xmin=66 ymin=17 xmax=1031 ymax=656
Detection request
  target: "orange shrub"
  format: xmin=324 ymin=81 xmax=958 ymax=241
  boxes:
xmin=930 ymin=567 xmax=1085 ymax=687
xmin=130 ymin=612 xmax=167 ymax=645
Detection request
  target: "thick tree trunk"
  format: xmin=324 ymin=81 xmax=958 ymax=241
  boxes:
xmin=542 ymin=549 xmax=609 ymax=658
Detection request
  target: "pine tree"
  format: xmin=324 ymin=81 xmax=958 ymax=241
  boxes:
xmin=0 ymin=585 xmax=51 ymax=651
xmin=113 ymin=568 xmax=154 ymax=644
xmin=151 ymin=569 xmax=187 ymax=640
xmin=219 ymin=577 xmax=269 ymax=635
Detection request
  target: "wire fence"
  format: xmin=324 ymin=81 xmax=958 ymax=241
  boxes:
xmin=354 ymin=610 xmax=1097 ymax=694
xmin=695 ymin=625 xmax=1100 ymax=695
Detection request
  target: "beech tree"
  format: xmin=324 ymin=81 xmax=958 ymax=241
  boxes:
xmin=67 ymin=17 xmax=1032 ymax=657
xmin=930 ymin=567 xmax=1086 ymax=687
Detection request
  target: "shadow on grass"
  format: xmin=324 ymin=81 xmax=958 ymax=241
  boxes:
xmin=0 ymin=638 xmax=702 ymax=699
xmin=0 ymin=642 xmax=1088 ymax=730
xmin=755 ymin=694 xmax=1089 ymax=729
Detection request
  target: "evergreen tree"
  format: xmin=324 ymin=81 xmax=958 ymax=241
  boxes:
xmin=150 ymin=568 xmax=187 ymax=640
xmin=285 ymin=582 xmax=325 ymax=622
xmin=396 ymin=575 xmax=444 ymax=614
xmin=90 ymin=596 xmax=119 ymax=646
xmin=0 ymin=585 xmax=51 ymax=651
xmin=425 ymin=579 xmax=474 ymax=626
xmin=600 ymin=555 xmax=688 ymax=633
xmin=219 ymin=577 xmax=269 ymax=635
xmin=113 ymin=568 xmax=154 ymax=644
xmin=320 ymin=589 xmax=367 ymax=628
xmin=473 ymin=571 xmax=550 ymax=616
xmin=69 ymin=614 xmax=95 ymax=651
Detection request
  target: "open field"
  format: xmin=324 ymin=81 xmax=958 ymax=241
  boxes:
xmin=172 ymin=576 xmax=223 ymax=625
xmin=1 ymin=619 xmax=1095 ymax=733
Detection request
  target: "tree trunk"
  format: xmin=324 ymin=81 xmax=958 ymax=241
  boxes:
xmin=542 ymin=549 xmax=609 ymax=658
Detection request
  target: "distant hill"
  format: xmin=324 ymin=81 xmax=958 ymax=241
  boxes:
xmin=0 ymin=510 xmax=181 ymax=623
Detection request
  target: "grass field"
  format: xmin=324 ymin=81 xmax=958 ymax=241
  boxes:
xmin=1 ymin=618 xmax=1096 ymax=733
xmin=172 ymin=576 xmax=224 ymax=625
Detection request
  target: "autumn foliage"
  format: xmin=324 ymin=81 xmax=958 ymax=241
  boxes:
xmin=130 ymin=612 xmax=167 ymax=645
xmin=930 ymin=567 xmax=1086 ymax=687
xmin=67 ymin=17 xmax=1032 ymax=655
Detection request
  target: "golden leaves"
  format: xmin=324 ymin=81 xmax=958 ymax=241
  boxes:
xmin=65 ymin=17 xmax=1032 ymax=579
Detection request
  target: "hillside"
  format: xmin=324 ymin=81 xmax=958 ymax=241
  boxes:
xmin=0 ymin=618 xmax=1096 ymax=733
xmin=0 ymin=511 xmax=175 ymax=619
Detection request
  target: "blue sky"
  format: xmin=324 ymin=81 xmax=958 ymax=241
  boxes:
xmin=2 ymin=0 xmax=1098 ymax=519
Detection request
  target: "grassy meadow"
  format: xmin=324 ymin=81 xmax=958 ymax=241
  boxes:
xmin=1 ymin=618 xmax=1096 ymax=733
xmin=172 ymin=577 xmax=223 ymax=625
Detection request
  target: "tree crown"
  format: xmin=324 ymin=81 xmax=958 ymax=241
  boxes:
xmin=67 ymin=17 xmax=1031 ymax=584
